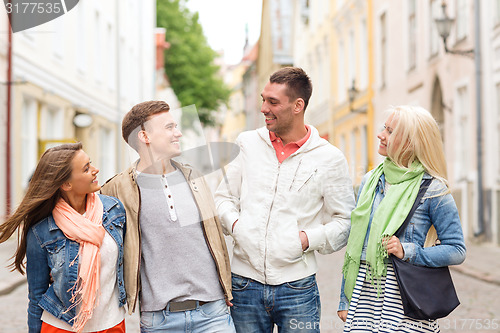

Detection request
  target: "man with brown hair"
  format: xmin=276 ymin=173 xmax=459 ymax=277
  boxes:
xmin=101 ymin=100 xmax=235 ymax=332
xmin=215 ymin=67 xmax=354 ymax=332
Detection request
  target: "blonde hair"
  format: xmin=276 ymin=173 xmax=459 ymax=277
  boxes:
xmin=386 ymin=105 xmax=448 ymax=187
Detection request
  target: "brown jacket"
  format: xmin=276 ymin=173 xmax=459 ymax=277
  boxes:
xmin=101 ymin=161 xmax=232 ymax=314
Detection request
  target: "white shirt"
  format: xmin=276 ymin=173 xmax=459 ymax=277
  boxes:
xmin=41 ymin=231 xmax=125 ymax=332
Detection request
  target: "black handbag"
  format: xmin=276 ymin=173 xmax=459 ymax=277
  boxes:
xmin=390 ymin=178 xmax=460 ymax=320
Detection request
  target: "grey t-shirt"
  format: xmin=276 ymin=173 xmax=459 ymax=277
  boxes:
xmin=136 ymin=168 xmax=224 ymax=311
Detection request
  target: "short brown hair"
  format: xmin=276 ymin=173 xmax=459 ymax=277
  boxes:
xmin=269 ymin=67 xmax=312 ymax=111
xmin=122 ymin=101 xmax=170 ymax=148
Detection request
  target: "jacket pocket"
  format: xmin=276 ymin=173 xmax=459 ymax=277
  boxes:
xmin=45 ymin=238 xmax=66 ymax=268
xmin=231 ymin=274 xmax=250 ymax=291
xmin=285 ymin=274 xmax=316 ymax=290
xmin=44 ymin=238 xmax=68 ymax=299
xmin=269 ymin=221 xmax=303 ymax=268
xmin=289 ymin=169 xmax=318 ymax=192
xmin=108 ymin=214 xmax=126 ymax=243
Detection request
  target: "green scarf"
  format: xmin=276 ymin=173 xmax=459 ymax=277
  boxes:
xmin=342 ymin=158 xmax=424 ymax=301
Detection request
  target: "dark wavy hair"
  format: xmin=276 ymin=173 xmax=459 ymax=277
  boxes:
xmin=0 ymin=143 xmax=82 ymax=274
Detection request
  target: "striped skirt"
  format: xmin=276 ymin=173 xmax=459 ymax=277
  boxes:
xmin=343 ymin=261 xmax=440 ymax=333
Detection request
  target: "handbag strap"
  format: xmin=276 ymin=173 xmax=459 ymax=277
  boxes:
xmin=394 ymin=178 xmax=433 ymax=238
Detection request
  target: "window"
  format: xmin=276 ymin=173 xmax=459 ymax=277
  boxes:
xmin=340 ymin=134 xmax=346 ymax=158
xmin=323 ymin=36 xmax=330 ymax=98
xmin=380 ymin=12 xmax=387 ymax=88
xmin=408 ymin=0 xmax=417 ymax=70
xmin=360 ymin=19 xmax=368 ymax=89
xmin=53 ymin=15 xmax=65 ymax=59
xmin=430 ymin=0 xmax=440 ymax=56
xmin=316 ymin=46 xmax=324 ymax=101
xmin=348 ymin=29 xmax=355 ymax=88
xmin=99 ymin=127 xmax=116 ymax=184
xmin=456 ymin=86 xmax=469 ymax=179
xmin=496 ymin=83 xmax=500 ymax=177
xmin=43 ymin=108 xmax=63 ymax=140
xmin=77 ymin=1 xmax=86 ymax=72
xmin=361 ymin=125 xmax=368 ymax=175
xmin=94 ymin=11 xmax=103 ymax=83
xmin=21 ymin=99 xmax=38 ymax=189
xmin=350 ymin=131 xmax=357 ymax=181
xmin=338 ymin=40 xmax=345 ymax=102
xmin=337 ymin=0 xmax=344 ymax=11
xmin=495 ymin=0 xmax=500 ymax=24
xmin=107 ymin=23 xmax=115 ymax=91
xmin=456 ymin=0 xmax=467 ymax=40
xmin=119 ymin=37 xmax=126 ymax=98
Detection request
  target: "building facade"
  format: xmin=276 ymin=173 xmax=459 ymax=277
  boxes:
xmin=480 ymin=0 xmax=500 ymax=244
xmin=293 ymin=0 xmax=332 ymax=140
xmin=258 ymin=0 xmax=294 ymax=97
xmin=372 ymin=0 xmax=479 ymax=240
xmin=9 ymin=0 xmax=156 ymax=208
xmin=331 ymin=0 xmax=375 ymax=186
xmin=0 ymin=9 xmax=9 ymax=217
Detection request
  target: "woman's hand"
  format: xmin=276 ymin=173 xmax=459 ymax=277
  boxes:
xmin=337 ymin=310 xmax=348 ymax=322
xmin=384 ymin=235 xmax=405 ymax=259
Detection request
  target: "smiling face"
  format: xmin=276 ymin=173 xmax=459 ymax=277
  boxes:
xmin=142 ymin=111 xmax=182 ymax=161
xmin=377 ymin=113 xmax=397 ymax=157
xmin=65 ymin=150 xmax=100 ymax=196
xmin=260 ymin=82 xmax=296 ymax=138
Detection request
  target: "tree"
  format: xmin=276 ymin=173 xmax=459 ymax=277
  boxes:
xmin=157 ymin=0 xmax=230 ymax=126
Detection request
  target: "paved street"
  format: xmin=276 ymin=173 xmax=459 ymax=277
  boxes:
xmin=1 ymin=247 xmax=499 ymax=332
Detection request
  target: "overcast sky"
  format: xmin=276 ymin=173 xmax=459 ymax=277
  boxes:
xmin=185 ymin=0 xmax=262 ymax=65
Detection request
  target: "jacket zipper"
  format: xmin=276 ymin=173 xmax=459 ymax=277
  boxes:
xmin=264 ymin=163 xmax=280 ymax=283
xmin=297 ymin=169 xmax=318 ymax=192
xmin=289 ymin=160 xmax=302 ymax=191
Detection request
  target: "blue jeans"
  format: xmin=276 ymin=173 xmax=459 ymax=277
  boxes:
xmin=140 ymin=299 xmax=236 ymax=333
xmin=231 ymin=274 xmax=321 ymax=333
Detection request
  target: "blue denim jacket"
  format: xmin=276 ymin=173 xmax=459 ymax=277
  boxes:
xmin=338 ymin=172 xmax=466 ymax=311
xmin=26 ymin=194 xmax=126 ymax=333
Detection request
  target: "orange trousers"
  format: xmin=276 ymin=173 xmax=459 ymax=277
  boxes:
xmin=41 ymin=320 xmax=125 ymax=333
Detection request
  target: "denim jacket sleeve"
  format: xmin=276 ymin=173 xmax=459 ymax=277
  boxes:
xmin=337 ymin=174 xmax=369 ymax=312
xmin=26 ymin=227 xmax=51 ymax=333
xmin=338 ymin=275 xmax=349 ymax=311
xmin=401 ymin=180 xmax=466 ymax=267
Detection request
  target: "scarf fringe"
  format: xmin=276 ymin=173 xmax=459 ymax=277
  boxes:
xmin=343 ymin=236 xmax=391 ymax=301
xmin=63 ymin=274 xmax=101 ymax=332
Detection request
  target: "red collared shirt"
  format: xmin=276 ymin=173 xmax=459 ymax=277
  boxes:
xmin=269 ymin=125 xmax=311 ymax=163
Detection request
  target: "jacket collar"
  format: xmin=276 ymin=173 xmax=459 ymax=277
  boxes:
xmin=256 ymin=125 xmax=327 ymax=154
xmin=128 ymin=158 xmax=193 ymax=181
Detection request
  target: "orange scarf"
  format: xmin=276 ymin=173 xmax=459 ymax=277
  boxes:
xmin=52 ymin=192 xmax=105 ymax=332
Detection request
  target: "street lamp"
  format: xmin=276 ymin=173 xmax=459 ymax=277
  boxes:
xmin=348 ymin=79 xmax=358 ymax=107
xmin=434 ymin=0 xmax=474 ymax=57
xmin=348 ymin=79 xmax=365 ymax=113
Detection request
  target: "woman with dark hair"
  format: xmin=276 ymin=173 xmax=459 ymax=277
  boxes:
xmin=0 ymin=143 xmax=126 ymax=333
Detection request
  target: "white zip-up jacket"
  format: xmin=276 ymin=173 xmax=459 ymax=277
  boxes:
xmin=215 ymin=126 xmax=355 ymax=285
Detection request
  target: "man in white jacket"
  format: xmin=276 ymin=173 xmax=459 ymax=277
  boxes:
xmin=215 ymin=67 xmax=355 ymax=332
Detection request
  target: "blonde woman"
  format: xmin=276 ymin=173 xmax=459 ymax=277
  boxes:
xmin=0 ymin=143 xmax=126 ymax=333
xmin=337 ymin=106 xmax=466 ymax=332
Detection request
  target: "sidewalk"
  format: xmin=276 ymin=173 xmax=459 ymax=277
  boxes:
xmin=1 ymin=238 xmax=499 ymax=296
xmin=450 ymin=241 xmax=500 ymax=286
xmin=0 ymin=237 xmax=27 ymax=296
